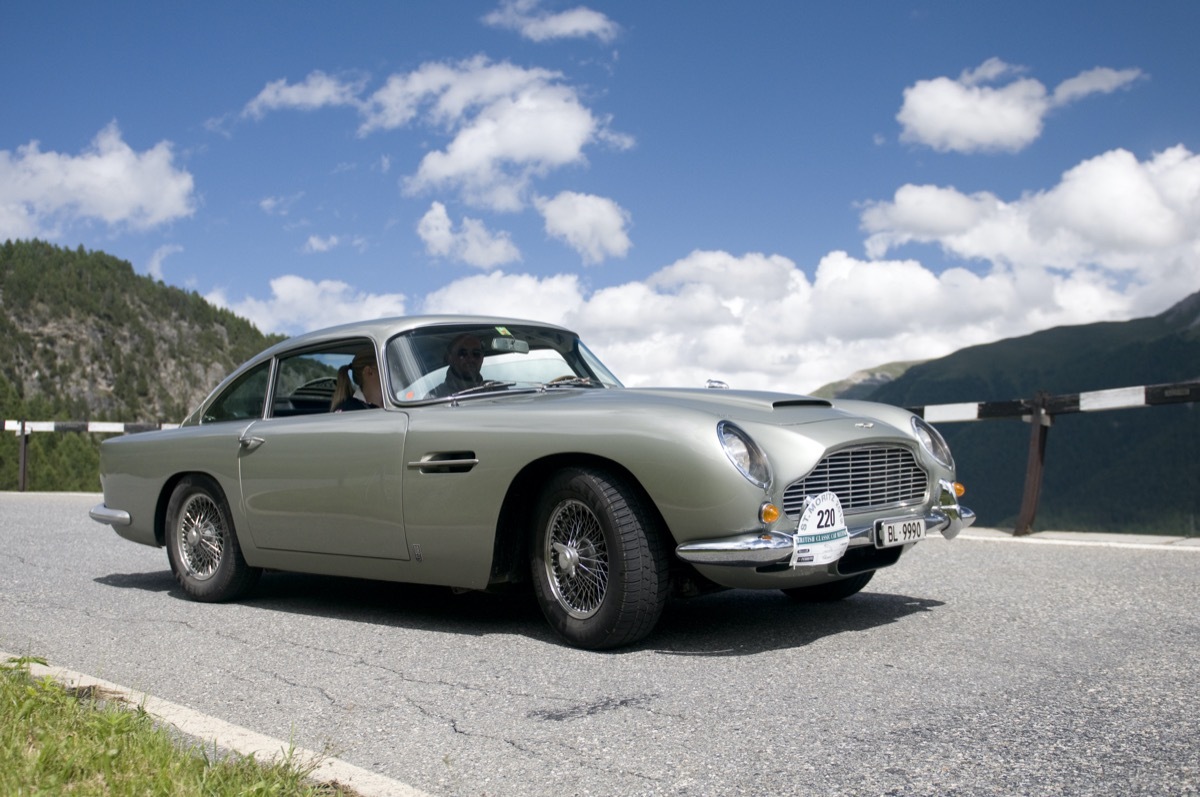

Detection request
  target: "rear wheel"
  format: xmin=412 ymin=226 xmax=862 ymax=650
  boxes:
xmin=531 ymin=468 xmax=668 ymax=649
xmin=165 ymin=475 xmax=260 ymax=602
xmin=781 ymin=571 xmax=874 ymax=602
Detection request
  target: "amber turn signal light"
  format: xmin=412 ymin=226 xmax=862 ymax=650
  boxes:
xmin=759 ymin=503 xmax=781 ymax=524
xmin=953 ymin=482 xmax=966 ymax=497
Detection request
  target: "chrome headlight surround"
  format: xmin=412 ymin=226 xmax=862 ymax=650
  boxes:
xmin=717 ymin=420 xmax=772 ymax=489
xmin=911 ymin=416 xmax=954 ymax=470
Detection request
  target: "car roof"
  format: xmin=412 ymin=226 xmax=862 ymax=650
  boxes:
xmin=258 ymin=315 xmax=577 ymax=358
xmin=184 ymin=315 xmax=581 ymax=424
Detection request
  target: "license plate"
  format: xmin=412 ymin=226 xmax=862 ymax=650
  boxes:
xmin=876 ymin=517 xmax=926 ymax=548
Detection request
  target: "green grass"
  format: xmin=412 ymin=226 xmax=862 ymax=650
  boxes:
xmin=1 ymin=656 xmax=357 ymax=796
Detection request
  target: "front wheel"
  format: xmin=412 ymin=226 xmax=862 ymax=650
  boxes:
xmin=165 ymin=475 xmax=260 ymax=602
xmin=531 ymin=468 xmax=668 ymax=649
xmin=781 ymin=571 xmax=874 ymax=602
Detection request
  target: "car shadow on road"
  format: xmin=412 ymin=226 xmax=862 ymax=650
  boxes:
xmin=648 ymin=589 xmax=945 ymax=656
xmin=94 ymin=569 xmax=944 ymax=655
xmin=94 ymin=570 xmax=177 ymax=593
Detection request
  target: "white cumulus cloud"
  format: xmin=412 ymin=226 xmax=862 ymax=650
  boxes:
xmin=417 ymin=201 xmax=521 ymax=268
xmin=0 ymin=122 xmax=196 ymax=239
xmin=537 ymin=191 xmax=631 ymax=263
xmin=421 ymin=270 xmax=586 ymax=323
xmin=897 ymin=58 xmax=1143 ymax=153
xmin=862 ymin=145 xmax=1200 ymax=309
xmin=403 ymin=239 xmax=1184 ymax=393
xmin=147 ymin=244 xmax=183 ymax=281
xmin=207 ymin=275 xmax=407 ymax=334
xmin=303 ymin=234 xmax=340 ymax=253
xmin=243 ymin=70 xmax=365 ymax=119
xmin=482 ymin=0 xmax=619 ymax=43
xmin=238 ymin=58 xmax=632 ymax=227
xmin=356 ymin=56 xmax=630 ymax=210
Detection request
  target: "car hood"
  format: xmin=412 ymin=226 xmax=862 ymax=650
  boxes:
xmin=480 ymin=386 xmax=903 ymax=429
xmin=627 ymin=387 xmax=833 ymax=418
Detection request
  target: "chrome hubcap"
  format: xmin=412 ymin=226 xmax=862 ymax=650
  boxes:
xmin=177 ymin=494 xmax=225 ymax=580
xmin=554 ymin=542 xmax=582 ymax=576
xmin=544 ymin=499 xmax=608 ymax=619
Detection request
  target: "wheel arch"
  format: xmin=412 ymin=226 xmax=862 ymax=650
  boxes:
xmin=153 ymin=471 xmax=233 ymax=547
xmin=488 ymin=453 xmax=673 ymax=587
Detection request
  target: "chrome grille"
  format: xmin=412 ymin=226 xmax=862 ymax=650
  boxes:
xmin=783 ymin=446 xmax=928 ymax=517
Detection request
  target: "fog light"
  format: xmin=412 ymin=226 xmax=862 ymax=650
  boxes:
xmin=760 ymin=503 xmax=781 ymax=524
xmin=954 ymin=482 xmax=966 ymax=497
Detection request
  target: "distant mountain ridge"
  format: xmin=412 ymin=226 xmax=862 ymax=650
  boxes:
xmin=810 ymin=359 xmax=924 ymax=400
xmin=864 ymin=293 xmax=1199 ymax=406
xmin=856 ymin=291 xmax=1200 ymax=534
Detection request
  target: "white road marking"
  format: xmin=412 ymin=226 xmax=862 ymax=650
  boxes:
xmin=957 ymin=532 xmax=1200 ymax=552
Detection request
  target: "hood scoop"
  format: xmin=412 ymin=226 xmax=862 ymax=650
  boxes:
xmin=772 ymin=398 xmax=833 ymax=409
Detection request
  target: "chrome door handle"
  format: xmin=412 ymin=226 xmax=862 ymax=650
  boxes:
xmin=239 ymin=436 xmax=265 ymax=452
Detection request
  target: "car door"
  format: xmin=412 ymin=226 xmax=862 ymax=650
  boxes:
xmin=237 ymin=409 xmax=411 ymax=559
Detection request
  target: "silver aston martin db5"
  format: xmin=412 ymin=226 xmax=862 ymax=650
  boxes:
xmin=90 ymin=316 xmax=974 ymax=649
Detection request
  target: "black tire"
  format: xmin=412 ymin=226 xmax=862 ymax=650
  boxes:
xmin=781 ymin=571 xmax=874 ymax=602
xmin=165 ymin=475 xmax=260 ymax=602
xmin=531 ymin=467 xmax=668 ymax=650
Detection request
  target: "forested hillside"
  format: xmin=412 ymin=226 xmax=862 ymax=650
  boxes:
xmin=863 ymin=291 xmax=1200 ymax=534
xmin=1 ymin=240 xmax=281 ymax=490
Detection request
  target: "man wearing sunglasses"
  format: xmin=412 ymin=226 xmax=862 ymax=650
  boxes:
xmin=427 ymin=333 xmax=487 ymax=398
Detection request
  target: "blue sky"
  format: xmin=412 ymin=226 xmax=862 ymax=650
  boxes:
xmin=3 ymin=1 xmax=1198 ymax=392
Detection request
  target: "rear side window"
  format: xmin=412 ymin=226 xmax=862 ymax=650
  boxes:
xmin=202 ymin=362 xmax=270 ymax=423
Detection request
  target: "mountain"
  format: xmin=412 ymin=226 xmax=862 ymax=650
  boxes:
xmin=859 ymin=292 xmax=1200 ymax=534
xmin=0 ymin=240 xmax=281 ymax=490
xmin=810 ymin=359 xmax=924 ymax=399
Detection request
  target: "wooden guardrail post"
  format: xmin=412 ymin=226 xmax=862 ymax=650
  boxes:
xmin=1013 ymin=393 xmax=1050 ymax=536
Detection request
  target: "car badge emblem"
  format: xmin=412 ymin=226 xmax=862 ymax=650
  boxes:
xmin=855 ymin=422 xmax=875 ymax=429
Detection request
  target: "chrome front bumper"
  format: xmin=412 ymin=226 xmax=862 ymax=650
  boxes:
xmin=89 ymin=503 xmax=131 ymax=527
xmin=676 ymin=481 xmax=975 ymax=568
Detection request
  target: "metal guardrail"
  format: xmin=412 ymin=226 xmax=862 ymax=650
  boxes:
xmin=6 ymin=379 xmax=1198 ymax=531
xmin=4 ymin=420 xmax=180 ymax=434
xmin=4 ymin=420 xmax=179 ymax=492
xmin=905 ymin=380 xmax=1199 ymax=535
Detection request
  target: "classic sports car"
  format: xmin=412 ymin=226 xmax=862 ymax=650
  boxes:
xmin=90 ymin=316 xmax=974 ymax=649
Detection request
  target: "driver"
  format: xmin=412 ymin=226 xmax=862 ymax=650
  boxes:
xmin=427 ymin=333 xmax=486 ymax=398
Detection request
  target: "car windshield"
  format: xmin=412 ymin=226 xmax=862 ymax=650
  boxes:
xmin=386 ymin=323 xmax=623 ymax=402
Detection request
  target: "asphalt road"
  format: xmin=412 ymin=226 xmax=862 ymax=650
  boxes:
xmin=2 ymin=492 xmax=1198 ymax=796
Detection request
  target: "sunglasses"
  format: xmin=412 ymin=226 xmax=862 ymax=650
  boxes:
xmin=456 ymin=348 xmax=484 ymax=358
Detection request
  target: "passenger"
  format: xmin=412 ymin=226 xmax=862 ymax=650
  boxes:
xmin=427 ymin=333 xmax=486 ymax=398
xmin=330 ymin=348 xmax=384 ymax=412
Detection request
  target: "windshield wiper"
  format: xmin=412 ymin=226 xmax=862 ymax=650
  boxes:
xmin=450 ymin=380 xmax=517 ymax=397
xmin=541 ymin=376 xmax=600 ymax=389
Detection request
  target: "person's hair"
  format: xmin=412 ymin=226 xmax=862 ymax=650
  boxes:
xmin=329 ymin=348 xmax=376 ymax=411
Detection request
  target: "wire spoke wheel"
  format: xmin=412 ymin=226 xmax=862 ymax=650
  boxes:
xmin=544 ymin=499 xmax=610 ymax=619
xmin=175 ymin=493 xmax=226 ymax=580
xmin=531 ymin=467 xmax=668 ymax=649
xmin=165 ymin=475 xmax=260 ymax=602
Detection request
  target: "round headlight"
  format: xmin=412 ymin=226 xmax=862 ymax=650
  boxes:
xmin=911 ymin=416 xmax=955 ymax=469
xmin=718 ymin=421 xmax=772 ymax=489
